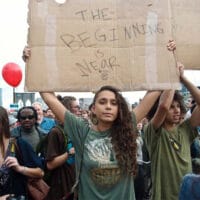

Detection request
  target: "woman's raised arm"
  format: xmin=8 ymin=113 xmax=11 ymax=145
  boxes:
xmin=40 ymin=92 xmax=67 ymax=123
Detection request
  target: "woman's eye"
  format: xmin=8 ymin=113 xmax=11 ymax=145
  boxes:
xmin=111 ymin=101 xmax=117 ymax=105
xmin=99 ymin=100 xmax=105 ymax=104
xmin=98 ymin=99 xmax=117 ymax=105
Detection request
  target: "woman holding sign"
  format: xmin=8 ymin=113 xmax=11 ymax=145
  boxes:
xmin=23 ymin=41 xmax=176 ymax=199
xmin=40 ymin=87 xmax=161 ymax=200
xmin=23 ymin=43 xmax=174 ymax=200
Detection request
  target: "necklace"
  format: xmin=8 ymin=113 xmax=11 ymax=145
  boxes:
xmin=168 ymin=135 xmax=181 ymax=151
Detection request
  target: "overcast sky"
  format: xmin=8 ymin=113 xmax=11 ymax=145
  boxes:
xmin=0 ymin=0 xmax=28 ymax=89
xmin=0 ymin=0 xmax=199 ymax=107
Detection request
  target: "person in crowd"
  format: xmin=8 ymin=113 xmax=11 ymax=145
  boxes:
xmin=144 ymin=60 xmax=200 ymax=200
xmin=141 ymin=117 xmax=149 ymax=129
xmin=22 ymin=40 xmax=179 ymax=200
xmin=189 ymin=98 xmax=200 ymax=172
xmin=0 ymin=106 xmax=44 ymax=198
xmin=32 ymin=101 xmax=56 ymax=134
xmin=185 ymin=96 xmax=194 ymax=119
xmin=11 ymin=106 xmax=46 ymax=152
xmin=45 ymin=108 xmax=55 ymax=119
xmin=45 ymin=95 xmax=77 ymax=200
xmin=81 ymin=109 xmax=89 ymax=120
xmin=134 ymin=120 xmax=152 ymax=200
xmin=39 ymin=86 xmax=161 ymax=200
xmin=134 ymin=122 xmax=145 ymax=200
xmin=179 ymin=158 xmax=200 ymax=200
xmin=57 ymin=95 xmax=81 ymax=116
xmin=80 ymin=109 xmax=91 ymax=126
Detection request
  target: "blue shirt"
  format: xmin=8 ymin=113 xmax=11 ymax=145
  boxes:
xmin=179 ymin=173 xmax=200 ymax=200
xmin=40 ymin=117 xmax=56 ymax=134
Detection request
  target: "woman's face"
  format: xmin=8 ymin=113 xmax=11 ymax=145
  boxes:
xmin=92 ymin=90 xmax=118 ymax=124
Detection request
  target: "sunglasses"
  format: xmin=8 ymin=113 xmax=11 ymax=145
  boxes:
xmin=20 ymin=115 xmax=35 ymax=120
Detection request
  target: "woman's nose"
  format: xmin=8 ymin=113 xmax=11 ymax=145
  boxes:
xmin=174 ymin=107 xmax=180 ymax=112
xmin=106 ymin=102 xmax=112 ymax=108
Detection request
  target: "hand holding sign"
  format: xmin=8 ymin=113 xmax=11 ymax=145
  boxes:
xmin=2 ymin=62 xmax=22 ymax=87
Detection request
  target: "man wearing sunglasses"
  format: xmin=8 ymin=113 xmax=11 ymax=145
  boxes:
xmin=11 ymin=106 xmax=46 ymax=152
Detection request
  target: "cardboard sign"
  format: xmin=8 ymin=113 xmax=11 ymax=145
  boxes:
xmin=25 ymin=0 xmax=200 ymax=92
xmin=171 ymin=0 xmax=200 ymax=69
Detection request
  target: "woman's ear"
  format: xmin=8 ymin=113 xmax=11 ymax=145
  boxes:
xmin=91 ymin=104 xmax=95 ymax=114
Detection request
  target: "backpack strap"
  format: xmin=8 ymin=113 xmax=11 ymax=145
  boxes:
xmin=55 ymin=124 xmax=68 ymax=148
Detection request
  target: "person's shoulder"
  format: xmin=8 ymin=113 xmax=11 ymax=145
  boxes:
xmin=48 ymin=126 xmax=65 ymax=141
xmin=11 ymin=126 xmax=21 ymax=137
xmin=49 ymin=125 xmax=63 ymax=134
xmin=41 ymin=117 xmax=56 ymax=129
xmin=181 ymin=173 xmax=200 ymax=186
xmin=43 ymin=117 xmax=56 ymax=123
xmin=179 ymin=118 xmax=197 ymax=132
xmin=36 ymin=125 xmax=48 ymax=137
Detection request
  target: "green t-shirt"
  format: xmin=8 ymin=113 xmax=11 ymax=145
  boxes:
xmin=144 ymin=119 xmax=198 ymax=200
xmin=64 ymin=111 xmax=136 ymax=200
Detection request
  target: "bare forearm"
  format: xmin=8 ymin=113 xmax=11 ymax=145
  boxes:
xmin=39 ymin=92 xmax=56 ymax=106
xmin=159 ymin=90 xmax=175 ymax=109
xmin=18 ymin=166 xmax=44 ymax=178
xmin=47 ymin=152 xmax=68 ymax=170
xmin=134 ymin=90 xmax=161 ymax=123
xmin=151 ymin=90 xmax=175 ymax=129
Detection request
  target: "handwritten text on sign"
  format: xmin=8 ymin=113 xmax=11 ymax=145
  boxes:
xmin=26 ymin=0 xmax=180 ymax=91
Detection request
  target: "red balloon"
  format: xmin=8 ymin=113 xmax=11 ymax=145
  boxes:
xmin=2 ymin=62 xmax=22 ymax=87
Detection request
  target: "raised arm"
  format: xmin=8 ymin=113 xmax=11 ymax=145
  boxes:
xmin=151 ymin=90 xmax=175 ymax=130
xmin=40 ymin=92 xmax=67 ymax=123
xmin=133 ymin=90 xmax=161 ymax=123
xmin=133 ymin=39 xmax=176 ymax=123
xmin=148 ymin=39 xmax=177 ymax=128
xmin=22 ymin=47 xmax=70 ymax=123
xmin=178 ymin=63 xmax=200 ymax=127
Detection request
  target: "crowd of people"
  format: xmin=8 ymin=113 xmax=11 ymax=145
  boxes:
xmin=1 ymin=40 xmax=200 ymax=200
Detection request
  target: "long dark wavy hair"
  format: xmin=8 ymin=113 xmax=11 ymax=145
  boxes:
xmin=0 ymin=106 xmax=10 ymax=157
xmin=92 ymin=85 xmax=137 ymax=176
